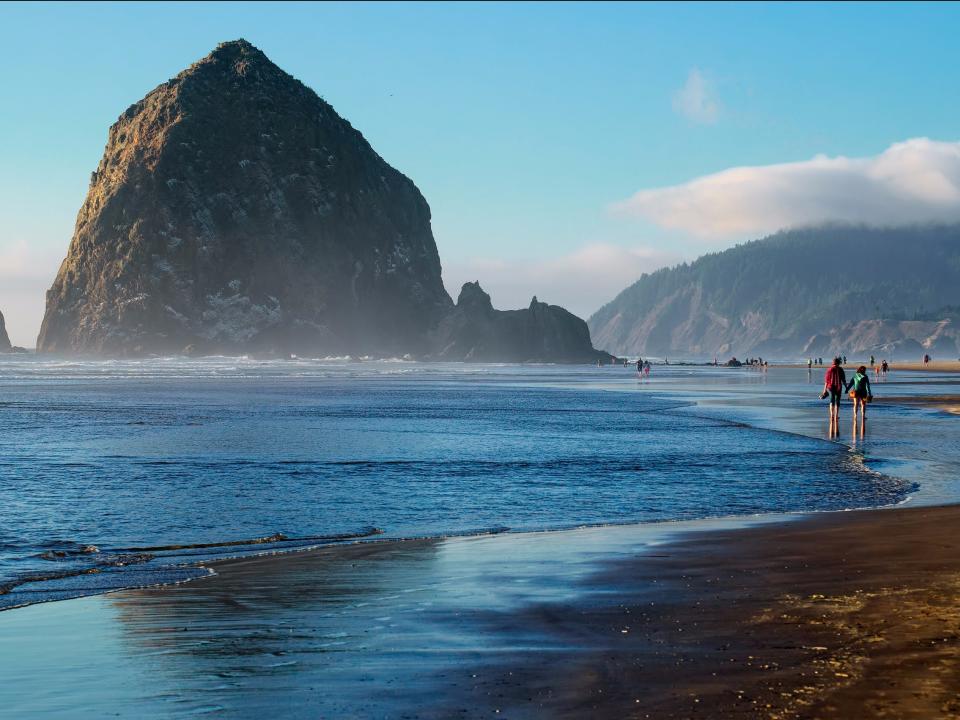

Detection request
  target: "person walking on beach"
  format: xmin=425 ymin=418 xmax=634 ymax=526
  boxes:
xmin=847 ymin=365 xmax=873 ymax=435
xmin=822 ymin=357 xmax=847 ymax=432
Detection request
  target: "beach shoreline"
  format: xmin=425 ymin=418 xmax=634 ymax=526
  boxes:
xmin=8 ymin=500 xmax=954 ymax=719
xmin=779 ymin=360 xmax=960 ymax=373
xmin=2 ymin=363 xmax=959 ymax=718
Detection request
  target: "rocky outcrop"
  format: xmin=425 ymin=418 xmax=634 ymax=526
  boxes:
xmin=37 ymin=40 xmax=611 ymax=363
xmin=431 ymin=282 xmax=611 ymax=363
xmin=0 ymin=310 xmax=10 ymax=352
xmin=37 ymin=40 xmax=452 ymax=357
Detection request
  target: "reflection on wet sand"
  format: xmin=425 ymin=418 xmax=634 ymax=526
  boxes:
xmin=110 ymin=538 xmax=457 ymax=717
xmin=0 ymin=523 xmax=723 ymax=718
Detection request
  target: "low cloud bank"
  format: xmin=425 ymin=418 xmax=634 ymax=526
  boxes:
xmin=614 ymin=138 xmax=960 ymax=238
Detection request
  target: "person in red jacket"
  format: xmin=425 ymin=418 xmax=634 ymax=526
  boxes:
xmin=822 ymin=357 xmax=847 ymax=430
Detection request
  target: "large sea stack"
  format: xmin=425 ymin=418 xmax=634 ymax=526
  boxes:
xmin=38 ymin=40 xmax=609 ymax=363
xmin=37 ymin=40 xmax=452 ymax=357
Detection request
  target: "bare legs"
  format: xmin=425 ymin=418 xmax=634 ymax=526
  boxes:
xmin=829 ymin=394 xmax=840 ymax=437
xmin=852 ymin=397 xmax=867 ymax=437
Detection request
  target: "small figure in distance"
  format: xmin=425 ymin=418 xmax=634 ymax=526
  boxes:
xmin=881 ymin=359 xmax=889 ymax=378
xmin=847 ymin=364 xmax=873 ymax=436
xmin=636 ymin=357 xmax=643 ymax=377
xmin=822 ymin=357 xmax=847 ymax=435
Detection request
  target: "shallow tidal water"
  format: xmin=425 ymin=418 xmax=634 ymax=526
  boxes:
xmin=0 ymin=357 xmax=916 ymax=610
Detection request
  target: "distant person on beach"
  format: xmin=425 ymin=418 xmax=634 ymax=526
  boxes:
xmin=881 ymin=359 xmax=889 ymax=376
xmin=847 ymin=365 xmax=873 ymax=432
xmin=870 ymin=355 xmax=875 ymax=367
xmin=636 ymin=358 xmax=643 ymax=375
xmin=807 ymin=358 xmax=812 ymax=370
xmin=644 ymin=360 xmax=651 ymax=377
xmin=822 ymin=357 xmax=847 ymax=427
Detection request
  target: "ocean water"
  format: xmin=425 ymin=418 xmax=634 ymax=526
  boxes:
xmin=0 ymin=356 xmax=913 ymax=610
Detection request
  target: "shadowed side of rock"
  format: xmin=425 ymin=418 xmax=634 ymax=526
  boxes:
xmin=430 ymin=282 xmax=611 ymax=363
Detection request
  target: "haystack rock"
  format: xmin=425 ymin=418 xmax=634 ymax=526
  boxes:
xmin=38 ymin=39 xmax=452 ymax=357
xmin=0 ymin=310 xmax=11 ymax=352
xmin=38 ymin=39 xmax=610 ymax=363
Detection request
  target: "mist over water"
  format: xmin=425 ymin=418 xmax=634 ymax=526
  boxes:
xmin=0 ymin=356 xmax=911 ymax=610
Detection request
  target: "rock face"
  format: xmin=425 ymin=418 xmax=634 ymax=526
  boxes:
xmin=38 ymin=40 xmax=452 ymax=356
xmin=0 ymin=310 xmax=10 ymax=352
xmin=432 ymin=282 xmax=610 ymax=363
xmin=801 ymin=319 xmax=960 ymax=360
xmin=589 ymin=225 xmax=960 ymax=359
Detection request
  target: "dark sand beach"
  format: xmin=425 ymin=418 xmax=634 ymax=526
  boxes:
xmin=452 ymin=504 xmax=960 ymax=719
xmin=10 ymin=502 xmax=955 ymax=719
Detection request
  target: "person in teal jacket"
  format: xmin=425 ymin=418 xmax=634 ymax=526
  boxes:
xmin=846 ymin=365 xmax=873 ymax=433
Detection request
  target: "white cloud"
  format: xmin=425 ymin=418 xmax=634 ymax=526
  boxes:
xmin=443 ymin=243 xmax=680 ymax=319
xmin=672 ymin=68 xmax=719 ymax=124
xmin=613 ymin=138 xmax=960 ymax=239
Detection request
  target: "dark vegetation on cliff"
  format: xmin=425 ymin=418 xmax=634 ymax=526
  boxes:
xmin=37 ymin=40 xmax=604 ymax=363
xmin=589 ymin=225 xmax=960 ymax=359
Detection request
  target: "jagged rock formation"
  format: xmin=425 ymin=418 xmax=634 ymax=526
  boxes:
xmin=0 ymin=310 xmax=10 ymax=352
xmin=431 ymin=282 xmax=610 ymax=363
xmin=589 ymin=225 xmax=960 ymax=359
xmin=38 ymin=39 xmax=452 ymax=357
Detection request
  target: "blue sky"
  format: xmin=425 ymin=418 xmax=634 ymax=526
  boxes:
xmin=2 ymin=1 xmax=960 ymax=345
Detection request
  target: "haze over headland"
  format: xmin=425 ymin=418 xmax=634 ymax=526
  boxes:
xmin=4 ymin=3 xmax=960 ymax=348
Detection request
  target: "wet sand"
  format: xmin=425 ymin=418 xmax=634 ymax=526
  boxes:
xmin=457 ymin=503 xmax=960 ymax=719
xmin=3 ymin=506 xmax=960 ymax=718
xmin=881 ymin=394 xmax=960 ymax=415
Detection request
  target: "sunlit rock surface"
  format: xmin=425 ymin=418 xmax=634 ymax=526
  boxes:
xmin=37 ymin=40 xmax=451 ymax=357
